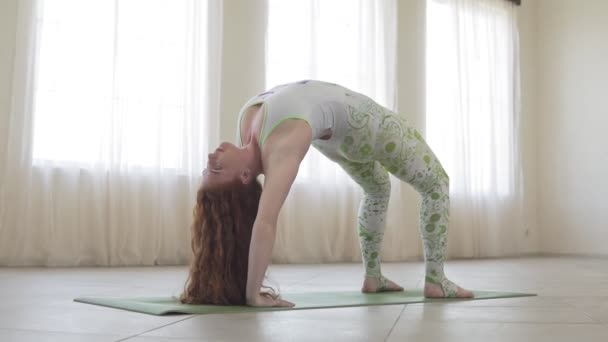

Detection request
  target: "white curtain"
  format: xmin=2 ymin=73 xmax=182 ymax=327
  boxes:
xmin=426 ymin=0 xmax=525 ymax=257
xmin=0 ymin=0 xmax=223 ymax=266
xmin=266 ymin=0 xmax=416 ymax=263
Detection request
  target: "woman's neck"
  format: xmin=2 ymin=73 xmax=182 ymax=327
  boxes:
xmin=240 ymin=104 xmax=264 ymax=146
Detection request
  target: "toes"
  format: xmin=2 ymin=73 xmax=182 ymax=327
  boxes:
xmin=361 ymin=277 xmax=404 ymax=293
xmin=424 ymin=282 xmax=473 ymax=298
xmin=457 ymin=288 xmax=474 ymax=298
xmin=382 ymin=279 xmax=404 ymax=292
xmin=385 ymin=284 xmax=404 ymax=292
xmin=390 ymin=282 xmax=404 ymax=291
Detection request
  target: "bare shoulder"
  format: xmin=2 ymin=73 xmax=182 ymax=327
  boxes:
xmin=262 ymin=120 xmax=312 ymax=168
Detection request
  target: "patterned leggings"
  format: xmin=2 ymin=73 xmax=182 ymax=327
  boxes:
xmin=313 ymin=102 xmax=459 ymax=297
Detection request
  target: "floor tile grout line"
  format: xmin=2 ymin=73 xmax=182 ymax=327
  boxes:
xmin=384 ymin=320 xmax=605 ymax=326
xmin=113 ymin=315 xmax=198 ymax=342
xmin=578 ymin=309 xmax=605 ymax=324
xmin=383 ymin=304 xmax=407 ymax=342
xmin=379 ymin=319 xmax=608 ymax=326
xmin=389 ymin=294 xmax=605 ymax=326
xmin=559 ymin=296 xmax=606 ymax=325
xmin=0 ymin=327 xmax=123 ymax=338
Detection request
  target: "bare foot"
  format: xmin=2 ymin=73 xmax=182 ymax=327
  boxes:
xmin=361 ymin=276 xmax=404 ymax=293
xmin=424 ymin=281 xmax=474 ymax=298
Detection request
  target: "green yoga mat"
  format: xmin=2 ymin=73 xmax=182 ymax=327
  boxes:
xmin=75 ymin=289 xmax=535 ymax=316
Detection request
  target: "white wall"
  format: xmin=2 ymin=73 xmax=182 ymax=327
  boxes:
xmin=219 ymin=0 xmax=267 ymax=142
xmin=0 ymin=0 xmax=18 ymax=178
xmin=396 ymin=0 xmax=426 ymax=130
xmin=518 ymin=0 xmax=541 ymax=253
xmin=537 ymin=0 xmax=608 ymax=255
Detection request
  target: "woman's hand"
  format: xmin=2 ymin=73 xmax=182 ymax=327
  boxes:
xmin=247 ymin=292 xmax=295 ymax=308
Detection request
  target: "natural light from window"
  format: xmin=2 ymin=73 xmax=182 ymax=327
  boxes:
xmin=267 ymin=0 xmax=393 ymax=182
xmin=33 ymin=0 xmax=206 ymax=170
xmin=425 ymin=0 xmax=516 ymax=197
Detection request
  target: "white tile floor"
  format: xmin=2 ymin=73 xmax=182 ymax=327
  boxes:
xmin=1 ymin=257 xmax=607 ymax=341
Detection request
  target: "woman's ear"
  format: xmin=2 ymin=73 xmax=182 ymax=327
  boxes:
xmin=240 ymin=168 xmax=253 ymax=184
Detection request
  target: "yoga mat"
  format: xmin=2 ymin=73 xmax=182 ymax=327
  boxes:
xmin=75 ymin=289 xmax=536 ymax=316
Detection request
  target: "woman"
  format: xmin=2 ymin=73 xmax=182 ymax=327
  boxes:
xmin=180 ymin=80 xmax=473 ymax=307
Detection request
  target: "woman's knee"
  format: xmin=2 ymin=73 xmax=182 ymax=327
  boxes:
xmin=364 ymin=179 xmax=391 ymax=199
xmin=436 ymin=165 xmax=449 ymax=189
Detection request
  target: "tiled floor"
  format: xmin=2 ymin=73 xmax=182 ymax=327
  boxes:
xmin=1 ymin=257 xmax=607 ymax=341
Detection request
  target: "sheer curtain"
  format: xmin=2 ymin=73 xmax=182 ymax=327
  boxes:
xmin=0 ymin=0 xmax=223 ymax=266
xmin=426 ymin=0 xmax=525 ymax=257
xmin=266 ymin=0 xmax=407 ymax=263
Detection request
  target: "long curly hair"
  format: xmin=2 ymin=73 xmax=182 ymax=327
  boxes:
xmin=180 ymin=179 xmax=263 ymax=305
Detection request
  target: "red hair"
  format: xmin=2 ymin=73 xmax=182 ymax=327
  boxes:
xmin=180 ymin=179 xmax=263 ymax=305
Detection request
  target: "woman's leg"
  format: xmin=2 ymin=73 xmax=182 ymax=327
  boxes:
xmin=376 ymin=116 xmax=472 ymax=298
xmin=336 ymin=159 xmax=402 ymax=292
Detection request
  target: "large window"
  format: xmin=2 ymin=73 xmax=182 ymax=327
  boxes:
xmin=426 ymin=0 xmax=519 ymax=197
xmin=33 ymin=0 xmax=210 ymax=170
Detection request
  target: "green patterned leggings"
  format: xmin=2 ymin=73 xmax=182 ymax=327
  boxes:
xmin=313 ymin=103 xmax=459 ymax=297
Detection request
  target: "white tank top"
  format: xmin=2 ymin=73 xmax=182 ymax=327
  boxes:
xmin=236 ymin=80 xmax=353 ymax=149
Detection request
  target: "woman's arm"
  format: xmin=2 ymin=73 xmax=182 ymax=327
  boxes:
xmin=246 ymin=156 xmax=300 ymax=307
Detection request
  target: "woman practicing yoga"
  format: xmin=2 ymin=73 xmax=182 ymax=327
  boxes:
xmin=180 ymin=80 xmax=473 ymax=307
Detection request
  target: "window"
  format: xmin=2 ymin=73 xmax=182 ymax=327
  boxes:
xmin=266 ymin=0 xmax=396 ymax=182
xmin=425 ymin=0 xmax=519 ymax=196
xmin=32 ymin=0 xmax=210 ymax=170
